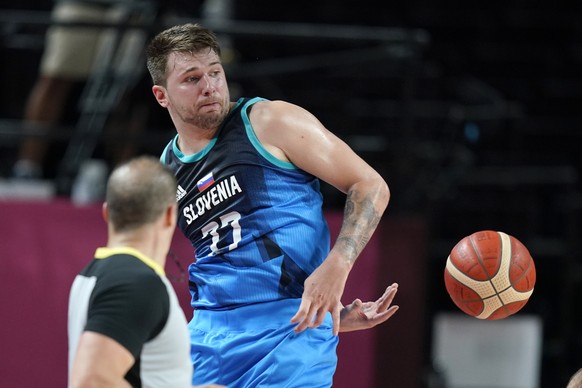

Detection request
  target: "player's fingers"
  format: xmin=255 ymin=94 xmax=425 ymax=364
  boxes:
xmin=385 ymin=283 xmax=398 ymax=303
xmin=378 ymin=283 xmax=398 ymax=311
xmin=345 ymin=298 xmax=362 ymax=311
xmin=382 ymin=305 xmax=399 ymax=319
xmin=309 ymin=307 xmax=328 ymax=329
xmin=332 ymin=305 xmax=341 ymax=336
xmin=293 ymin=302 xmax=319 ymax=333
xmin=290 ymin=299 xmax=311 ymax=324
xmin=375 ymin=283 xmax=395 ymax=303
xmin=370 ymin=305 xmax=399 ymax=326
xmin=375 ymin=288 xmax=389 ymax=305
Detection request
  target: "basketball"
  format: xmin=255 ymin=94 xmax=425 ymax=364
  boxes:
xmin=444 ymin=230 xmax=536 ymax=320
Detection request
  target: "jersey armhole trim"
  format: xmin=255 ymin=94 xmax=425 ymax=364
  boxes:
xmin=242 ymin=97 xmax=297 ymax=170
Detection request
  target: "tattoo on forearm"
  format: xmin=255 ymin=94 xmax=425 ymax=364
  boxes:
xmin=337 ymin=189 xmax=383 ymax=264
xmin=335 ymin=236 xmax=359 ymax=264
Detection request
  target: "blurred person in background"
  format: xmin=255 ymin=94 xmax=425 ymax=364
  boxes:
xmin=12 ymin=0 xmax=154 ymax=181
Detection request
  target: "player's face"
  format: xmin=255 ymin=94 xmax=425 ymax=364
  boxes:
xmin=162 ymin=49 xmax=231 ymax=131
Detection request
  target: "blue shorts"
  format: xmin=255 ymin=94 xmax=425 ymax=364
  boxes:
xmin=188 ymin=299 xmax=339 ymax=387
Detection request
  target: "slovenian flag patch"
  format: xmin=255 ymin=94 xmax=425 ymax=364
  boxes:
xmin=197 ymin=172 xmax=215 ymax=191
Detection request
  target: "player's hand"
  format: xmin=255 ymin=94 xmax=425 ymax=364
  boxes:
xmin=290 ymin=255 xmax=350 ymax=336
xmin=339 ymin=283 xmax=399 ymax=333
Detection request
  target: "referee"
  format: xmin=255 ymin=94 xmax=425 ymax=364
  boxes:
xmin=67 ymin=156 xmax=224 ymax=388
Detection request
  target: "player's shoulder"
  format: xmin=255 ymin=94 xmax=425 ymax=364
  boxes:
xmin=252 ymin=99 xmax=297 ymax=112
xmin=249 ymin=99 xmax=305 ymax=126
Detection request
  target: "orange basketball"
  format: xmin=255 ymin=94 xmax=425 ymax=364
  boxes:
xmin=444 ymin=230 xmax=536 ymax=320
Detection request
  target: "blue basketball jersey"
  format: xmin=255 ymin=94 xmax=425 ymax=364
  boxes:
xmin=161 ymin=97 xmax=331 ymax=310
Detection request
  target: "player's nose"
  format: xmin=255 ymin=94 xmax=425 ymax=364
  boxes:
xmin=201 ymin=74 xmax=215 ymax=95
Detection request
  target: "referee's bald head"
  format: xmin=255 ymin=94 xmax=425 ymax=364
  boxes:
xmin=106 ymin=156 xmax=177 ymax=232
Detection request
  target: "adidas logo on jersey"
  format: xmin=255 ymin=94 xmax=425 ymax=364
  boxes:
xmin=176 ymin=185 xmax=187 ymax=201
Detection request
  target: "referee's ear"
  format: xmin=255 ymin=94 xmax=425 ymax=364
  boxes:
xmin=164 ymin=202 xmax=177 ymax=229
xmin=102 ymin=202 xmax=110 ymax=224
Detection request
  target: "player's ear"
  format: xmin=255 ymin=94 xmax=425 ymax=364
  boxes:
xmin=102 ymin=202 xmax=109 ymax=223
xmin=152 ymin=85 xmax=169 ymax=108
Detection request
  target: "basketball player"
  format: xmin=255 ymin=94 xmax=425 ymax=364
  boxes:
xmin=146 ymin=23 xmax=397 ymax=387
xmin=67 ymin=156 xmax=224 ymax=388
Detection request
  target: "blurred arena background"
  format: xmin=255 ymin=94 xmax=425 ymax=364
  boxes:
xmin=1 ymin=1 xmax=581 ymax=387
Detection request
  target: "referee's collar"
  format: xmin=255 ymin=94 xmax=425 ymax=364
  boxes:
xmin=94 ymin=247 xmax=165 ymax=276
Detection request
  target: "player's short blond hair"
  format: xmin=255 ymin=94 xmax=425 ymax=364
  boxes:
xmin=145 ymin=23 xmax=222 ymax=86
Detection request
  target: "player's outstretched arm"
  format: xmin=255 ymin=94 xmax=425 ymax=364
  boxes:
xmin=250 ymin=100 xmax=390 ymax=336
xmin=339 ymin=283 xmax=399 ymax=333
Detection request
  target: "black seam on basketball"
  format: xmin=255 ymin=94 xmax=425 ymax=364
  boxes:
xmin=469 ymin=233 xmax=499 ymax=291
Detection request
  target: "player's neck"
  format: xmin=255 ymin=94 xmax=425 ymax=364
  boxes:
xmin=174 ymin=101 xmax=236 ymax=155
xmin=176 ymin=127 xmax=217 ymax=156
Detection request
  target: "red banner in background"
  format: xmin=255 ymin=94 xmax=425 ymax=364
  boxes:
xmin=0 ymin=200 xmax=426 ymax=388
